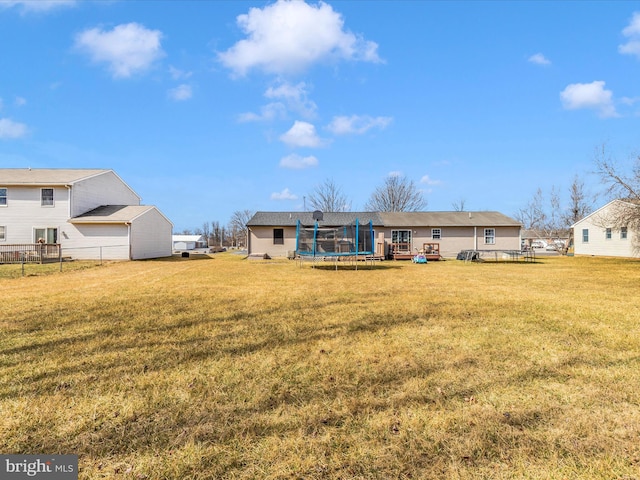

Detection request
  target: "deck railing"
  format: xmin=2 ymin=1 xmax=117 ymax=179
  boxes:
xmin=0 ymin=244 xmax=61 ymax=264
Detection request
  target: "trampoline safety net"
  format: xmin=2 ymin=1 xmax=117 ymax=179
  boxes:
xmin=296 ymin=219 xmax=374 ymax=257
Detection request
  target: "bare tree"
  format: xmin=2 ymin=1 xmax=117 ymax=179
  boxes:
xmin=211 ymin=221 xmax=221 ymax=246
xmin=364 ymin=174 xmax=426 ymax=212
xmin=594 ymin=144 xmax=640 ymax=202
xmin=515 ymin=188 xmax=547 ymax=231
xmin=562 ymin=175 xmax=595 ymax=226
xmin=307 ymin=178 xmax=351 ymax=212
xmin=452 ymin=198 xmax=467 ymax=212
xmin=201 ymin=222 xmax=211 ymax=241
xmin=228 ymin=209 xmax=254 ymax=248
xmin=593 ymin=144 xmax=640 ymax=250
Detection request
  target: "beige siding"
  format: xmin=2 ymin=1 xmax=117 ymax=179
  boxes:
xmin=130 ymin=208 xmax=173 ymax=259
xmin=249 ymin=226 xmax=297 ymax=257
xmin=248 ymin=224 xmax=521 ymax=259
xmin=378 ymin=225 xmax=520 ymax=258
xmin=71 ymin=171 xmax=140 ymax=217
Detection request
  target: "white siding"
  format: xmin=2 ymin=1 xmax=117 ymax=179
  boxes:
xmin=0 ymin=186 xmax=70 ymax=243
xmin=130 ymin=208 xmax=173 ymax=259
xmin=574 ymin=217 xmax=636 ymax=257
xmin=174 ymin=241 xmax=196 ymax=250
xmin=71 ymin=171 xmax=140 ymax=217
xmin=62 ymin=223 xmax=131 ymax=260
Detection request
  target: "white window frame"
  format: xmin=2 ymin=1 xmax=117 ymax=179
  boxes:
xmin=582 ymin=229 xmax=589 ymax=243
xmin=391 ymin=229 xmax=412 ymax=245
xmin=484 ymin=228 xmax=495 ymax=245
xmin=621 ymin=227 xmax=628 ymax=240
xmin=431 ymin=228 xmax=441 ymax=240
xmin=34 ymin=227 xmax=58 ymax=244
xmin=0 ymin=226 xmax=5 ymax=242
xmin=605 ymin=228 xmax=612 ymax=240
xmin=0 ymin=187 xmax=7 ymax=207
xmin=41 ymin=188 xmax=54 ymax=207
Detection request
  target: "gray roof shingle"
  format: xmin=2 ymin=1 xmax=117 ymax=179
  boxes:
xmin=247 ymin=212 xmax=383 ymax=226
xmin=69 ymin=205 xmax=156 ymax=223
xmin=247 ymin=211 xmax=521 ymax=228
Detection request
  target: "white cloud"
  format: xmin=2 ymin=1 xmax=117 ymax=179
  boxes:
xmin=75 ymin=23 xmax=165 ymax=78
xmin=0 ymin=118 xmax=27 ymax=139
xmin=326 ymin=115 xmax=392 ymax=135
xmin=0 ymin=0 xmax=77 ymax=12
xmin=265 ymin=81 xmax=317 ymax=118
xmin=218 ymin=0 xmax=382 ymax=76
xmin=168 ymin=66 xmax=193 ymax=80
xmin=560 ymin=81 xmax=617 ymax=118
xmin=528 ymin=53 xmax=551 ymax=66
xmin=237 ymin=102 xmax=287 ymax=123
xmin=619 ymin=12 xmax=640 ymax=59
xmin=620 ymin=96 xmax=640 ymax=106
xmin=279 ymin=153 xmax=318 ymax=169
xmin=420 ymin=175 xmax=441 ymax=186
xmin=168 ymin=84 xmax=192 ymax=101
xmin=14 ymin=96 xmax=26 ymax=106
xmin=271 ymin=188 xmax=298 ymax=200
xmin=279 ymin=120 xmax=324 ymax=147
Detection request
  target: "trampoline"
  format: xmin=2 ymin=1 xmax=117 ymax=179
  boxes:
xmin=295 ymin=218 xmax=375 ymax=269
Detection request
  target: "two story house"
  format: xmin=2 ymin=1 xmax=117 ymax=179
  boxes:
xmin=0 ymin=168 xmax=173 ymax=260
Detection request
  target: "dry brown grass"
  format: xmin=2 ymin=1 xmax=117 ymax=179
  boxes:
xmin=1 ymin=253 xmax=640 ymax=479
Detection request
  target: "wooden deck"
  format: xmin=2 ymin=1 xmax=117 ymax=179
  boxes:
xmin=0 ymin=244 xmax=61 ymax=264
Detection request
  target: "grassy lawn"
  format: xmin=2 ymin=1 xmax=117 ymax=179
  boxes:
xmin=1 ymin=253 xmax=639 ymax=479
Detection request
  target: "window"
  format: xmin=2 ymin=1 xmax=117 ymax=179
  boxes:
xmin=605 ymin=228 xmax=612 ymax=240
xmin=0 ymin=226 xmax=5 ymax=242
xmin=0 ymin=188 xmax=6 ymax=206
xmin=273 ymin=228 xmax=284 ymax=245
xmin=484 ymin=228 xmax=495 ymax=245
xmin=432 ymin=228 xmax=441 ymax=239
xmin=582 ymin=229 xmax=589 ymax=243
xmin=34 ymin=228 xmax=57 ymax=244
xmin=621 ymin=227 xmax=628 ymax=240
xmin=41 ymin=188 xmax=54 ymax=206
xmin=391 ymin=229 xmax=412 ymax=244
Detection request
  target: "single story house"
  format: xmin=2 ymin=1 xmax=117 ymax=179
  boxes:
xmin=571 ymin=199 xmax=639 ymax=258
xmin=246 ymin=211 xmax=522 ymax=259
xmin=172 ymin=234 xmax=208 ymax=251
xmin=0 ymin=168 xmax=173 ymax=260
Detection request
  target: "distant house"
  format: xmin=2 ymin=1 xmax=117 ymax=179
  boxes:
xmin=0 ymin=168 xmax=173 ymax=260
xmin=172 ymin=234 xmax=207 ymax=251
xmin=572 ymin=199 xmax=639 ymax=258
xmin=246 ymin=211 xmax=522 ymax=259
xmin=521 ymin=229 xmax=570 ymax=250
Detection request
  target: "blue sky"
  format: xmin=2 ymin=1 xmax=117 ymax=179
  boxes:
xmin=1 ymin=0 xmax=639 ymax=232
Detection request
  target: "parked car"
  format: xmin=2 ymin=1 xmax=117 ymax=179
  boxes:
xmin=546 ymin=240 xmax=566 ymax=251
xmin=531 ymin=240 xmax=547 ymax=249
